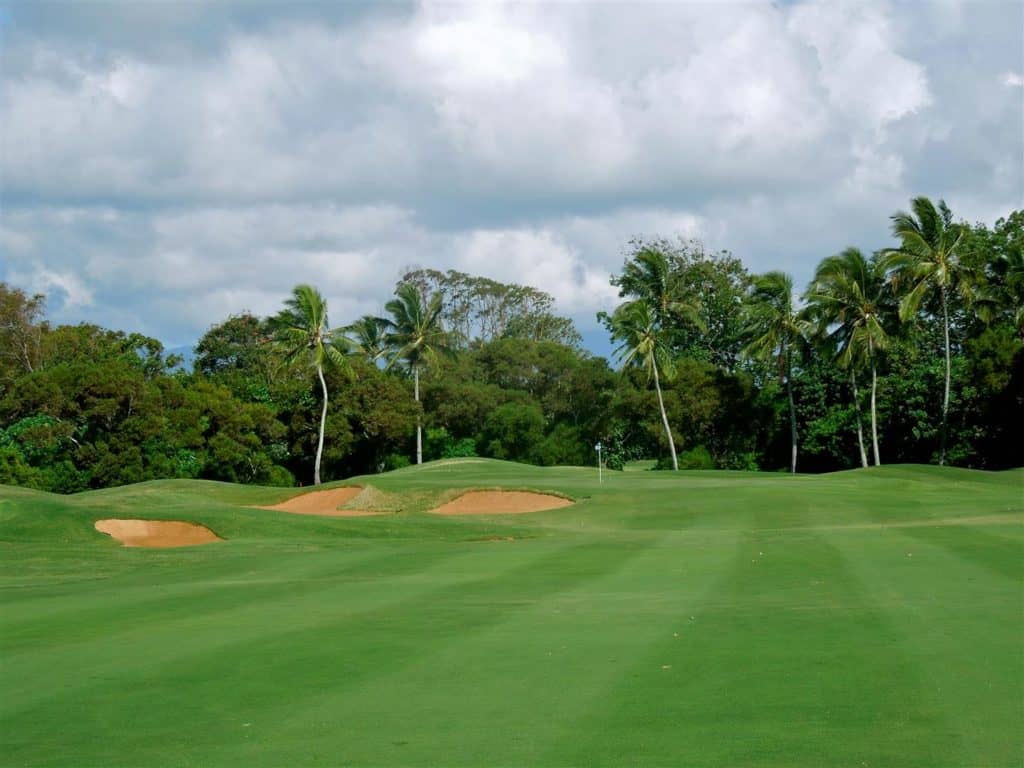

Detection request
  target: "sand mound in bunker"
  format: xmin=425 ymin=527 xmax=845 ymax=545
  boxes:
xmin=259 ymin=487 xmax=382 ymax=517
xmin=95 ymin=519 xmax=223 ymax=548
xmin=430 ymin=490 xmax=573 ymax=516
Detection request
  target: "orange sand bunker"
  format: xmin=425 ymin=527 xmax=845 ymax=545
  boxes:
xmin=95 ymin=519 xmax=223 ymax=548
xmin=259 ymin=487 xmax=381 ymax=517
xmin=430 ymin=490 xmax=573 ymax=516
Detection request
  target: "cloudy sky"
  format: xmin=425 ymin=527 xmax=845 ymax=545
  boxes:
xmin=1 ymin=0 xmax=1021 ymax=354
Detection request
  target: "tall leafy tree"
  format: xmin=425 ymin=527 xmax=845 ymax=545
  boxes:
xmin=961 ymin=211 xmax=1023 ymax=338
xmin=398 ymin=269 xmax=581 ymax=347
xmin=0 ymin=284 xmax=47 ymax=388
xmin=384 ymin=283 xmax=452 ymax=465
xmin=608 ymin=300 xmax=679 ymax=470
xmin=271 ymin=285 xmax=349 ymax=485
xmin=193 ymin=312 xmax=276 ymax=402
xmin=884 ymin=197 xmax=979 ymax=465
xmin=989 ymin=242 xmax=1024 ymax=339
xmin=743 ymin=271 xmax=802 ymax=473
xmin=804 ymin=248 xmax=891 ymax=466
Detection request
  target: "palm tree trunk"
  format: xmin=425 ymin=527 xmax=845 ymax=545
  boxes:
xmin=869 ymin=340 xmax=881 ymax=466
xmin=851 ymin=371 xmax=868 ymax=469
xmin=786 ymin=348 xmax=797 ymax=474
xmin=414 ymin=365 xmax=422 ymax=465
xmin=652 ymin=363 xmax=678 ymax=471
xmin=939 ymin=287 xmax=951 ymax=466
xmin=315 ymin=363 xmax=327 ymax=486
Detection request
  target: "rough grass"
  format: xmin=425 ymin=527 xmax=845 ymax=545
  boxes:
xmin=1 ymin=460 xmax=1021 ymax=767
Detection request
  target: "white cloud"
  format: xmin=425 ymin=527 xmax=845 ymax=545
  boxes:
xmin=788 ymin=1 xmax=931 ymax=129
xmin=7 ymin=268 xmax=95 ymax=310
xmin=0 ymin=0 xmax=1020 ymax=351
xmin=452 ymin=227 xmax=619 ymax=314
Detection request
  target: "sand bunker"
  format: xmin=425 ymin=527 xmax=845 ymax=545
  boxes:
xmin=95 ymin=519 xmax=223 ymax=548
xmin=258 ymin=487 xmax=382 ymax=517
xmin=430 ymin=490 xmax=573 ymax=516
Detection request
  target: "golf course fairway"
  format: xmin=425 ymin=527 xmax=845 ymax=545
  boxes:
xmin=1 ymin=460 xmax=1021 ymax=766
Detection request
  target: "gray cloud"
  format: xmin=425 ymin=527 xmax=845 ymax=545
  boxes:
xmin=1 ymin=0 xmax=1020 ymax=353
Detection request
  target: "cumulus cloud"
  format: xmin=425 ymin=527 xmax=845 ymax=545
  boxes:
xmin=6 ymin=266 xmax=95 ymax=311
xmin=0 ymin=0 xmax=1020 ymax=350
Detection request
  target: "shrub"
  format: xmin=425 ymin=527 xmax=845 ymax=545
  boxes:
xmin=382 ymin=453 xmax=411 ymax=471
xmin=678 ymin=445 xmax=715 ymax=469
xmin=262 ymin=465 xmax=296 ymax=487
xmin=654 ymin=445 xmax=715 ymax=470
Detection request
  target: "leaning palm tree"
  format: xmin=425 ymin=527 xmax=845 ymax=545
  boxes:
xmin=609 ymin=299 xmax=679 ymax=470
xmin=345 ymin=314 xmax=389 ymax=362
xmin=743 ymin=271 xmax=802 ymax=473
xmin=271 ymin=285 xmax=350 ymax=485
xmin=617 ymin=246 xmax=702 ymax=335
xmin=384 ymin=283 xmax=451 ymax=465
xmin=884 ymin=197 xmax=979 ymax=465
xmin=804 ymin=248 xmax=891 ymax=466
xmin=804 ymin=313 xmax=869 ymax=469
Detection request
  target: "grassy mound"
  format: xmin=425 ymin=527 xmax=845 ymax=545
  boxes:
xmin=1 ymin=461 xmax=1021 ymax=766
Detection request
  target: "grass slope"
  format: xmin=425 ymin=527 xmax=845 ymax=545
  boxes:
xmin=1 ymin=461 xmax=1021 ymax=767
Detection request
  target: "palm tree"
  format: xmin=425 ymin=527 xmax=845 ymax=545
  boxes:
xmin=384 ymin=283 xmax=451 ymax=465
xmin=743 ymin=271 xmax=802 ymax=473
xmin=609 ymin=299 xmax=679 ymax=470
xmin=345 ymin=314 xmax=389 ymax=362
xmin=804 ymin=313 xmax=869 ymax=469
xmin=616 ymin=246 xmax=702 ymax=335
xmin=804 ymin=248 xmax=891 ymax=466
xmin=884 ymin=197 xmax=979 ymax=466
xmin=271 ymin=285 xmax=350 ymax=485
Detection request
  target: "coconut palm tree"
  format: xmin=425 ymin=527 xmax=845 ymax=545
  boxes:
xmin=804 ymin=316 xmax=869 ymax=469
xmin=616 ymin=246 xmax=702 ymax=336
xmin=384 ymin=283 xmax=451 ymax=465
xmin=271 ymin=284 xmax=350 ymax=485
xmin=804 ymin=248 xmax=891 ymax=466
xmin=345 ymin=314 xmax=389 ymax=362
xmin=743 ymin=271 xmax=802 ymax=473
xmin=884 ymin=197 xmax=979 ymax=466
xmin=608 ymin=299 xmax=679 ymax=470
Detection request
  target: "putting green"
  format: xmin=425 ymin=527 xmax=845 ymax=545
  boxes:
xmin=1 ymin=460 xmax=1021 ymax=766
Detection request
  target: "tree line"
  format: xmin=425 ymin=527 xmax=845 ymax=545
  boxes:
xmin=1 ymin=197 xmax=1020 ymax=491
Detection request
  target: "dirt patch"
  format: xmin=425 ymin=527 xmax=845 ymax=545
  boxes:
xmin=95 ymin=519 xmax=223 ymax=548
xmin=421 ymin=459 xmax=490 ymax=469
xmin=430 ymin=490 xmax=573 ymax=516
xmin=258 ymin=487 xmax=383 ymax=517
xmin=467 ymin=536 xmax=518 ymax=543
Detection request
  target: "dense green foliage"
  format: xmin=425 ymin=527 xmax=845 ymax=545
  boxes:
xmin=400 ymin=268 xmax=584 ymax=348
xmin=0 ymin=200 xmax=1020 ymax=491
xmin=1 ymin=462 xmax=1021 ymax=766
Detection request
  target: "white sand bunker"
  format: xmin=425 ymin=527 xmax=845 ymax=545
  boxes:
xmin=430 ymin=490 xmax=573 ymax=516
xmin=258 ymin=487 xmax=381 ymax=517
xmin=95 ymin=519 xmax=223 ymax=548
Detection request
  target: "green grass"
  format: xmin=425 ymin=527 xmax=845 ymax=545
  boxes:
xmin=1 ymin=460 xmax=1022 ymax=767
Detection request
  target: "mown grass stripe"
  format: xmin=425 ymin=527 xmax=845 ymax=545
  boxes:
xmin=247 ymin=528 xmax=738 ymax=767
xmin=825 ymin=523 xmax=1024 ymax=766
xmin=1 ymin=536 xmax=644 ymax=766
xmin=556 ymin=528 xmax=965 ymax=767
xmin=0 ymin=542 xmax=527 ymax=728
